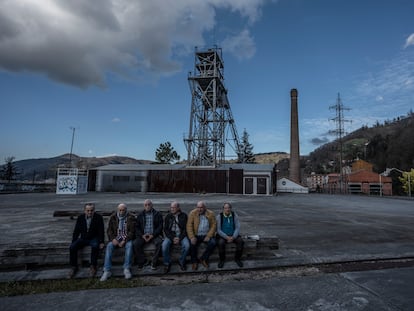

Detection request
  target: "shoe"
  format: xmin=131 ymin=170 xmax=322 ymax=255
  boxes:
xmin=100 ymin=270 xmax=112 ymax=282
xmin=192 ymin=263 xmax=198 ymax=271
xmin=201 ymin=259 xmax=209 ymax=268
xmin=68 ymin=267 xmax=77 ymax=279
xmin=235 ymin=260 xmax=243 ymax=268
xmin=138 ymin=259 xmax=149 ymax=269
xmin=137 ymin=259 xmax=147 ymax=270
xmin=179 ymin=262 xmax=187 ymax=271
xmin=218 ymin=261 xmax=224 ymax=269
xmin=124 ymin=268 xmax=132 ymax=279
xmin=163 ymin=264 xmax=171 ymax=274
xmin=89 ymin=265 xmax=97 ymax=277
xmin=151 ymin=263 xmax=157 ymax=270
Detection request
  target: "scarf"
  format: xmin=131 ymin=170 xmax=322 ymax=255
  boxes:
xmin=117 ymin=212 xmax=127 ymax=240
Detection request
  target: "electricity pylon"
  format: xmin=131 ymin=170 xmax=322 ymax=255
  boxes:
xmin=329 ymin=93 xmax=351 ymax=193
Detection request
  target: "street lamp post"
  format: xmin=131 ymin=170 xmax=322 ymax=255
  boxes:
xmin=69 ymin=126 xmax=76 ymax=166
xmin=379 ymin=173 xmax=382 ymax=197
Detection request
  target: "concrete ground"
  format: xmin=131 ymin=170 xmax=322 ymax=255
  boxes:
xmin=0 ymin=192 xmax=414 ymax=310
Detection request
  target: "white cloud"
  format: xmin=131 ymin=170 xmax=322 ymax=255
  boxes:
xmin=111 ymin=117 xmax=121 ymax=123
xmin=209 ymin=0 xmax=267 ymax=24
xmin=221 ymin=29 xmax=256 ymax=60
xmin=0 ymin=0 xmax=269 ymax=88
xmin=352 ymin=49 xmax=414 ymax=117
xmin=404 ymin=33 xmax=414 ymax=49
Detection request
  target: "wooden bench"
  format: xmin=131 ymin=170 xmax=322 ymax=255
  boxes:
xmin=0 ymin=235 xmax=279 ymax=271
xmin=0 ymin=211 xmax=280 ymax=271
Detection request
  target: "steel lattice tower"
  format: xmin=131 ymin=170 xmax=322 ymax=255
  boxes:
xmin=329 ymin=93 xmax=351 ymax=193
xmin=184 ymin=46 xmax=241 ymax=166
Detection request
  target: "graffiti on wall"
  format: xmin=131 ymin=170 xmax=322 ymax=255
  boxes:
xmin=56 ymin=176 xmax=77 ymax=194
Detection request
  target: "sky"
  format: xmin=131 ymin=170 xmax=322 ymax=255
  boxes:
xmin=1 ymin=0 xmax=413 ymax=162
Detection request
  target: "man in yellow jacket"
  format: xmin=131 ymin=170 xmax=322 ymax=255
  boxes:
xmin=186 ymin=201 xmax=217 ymax=270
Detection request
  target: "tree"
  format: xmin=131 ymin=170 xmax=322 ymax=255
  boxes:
xmin=398 ymin=169 xmax=414 ymax=196
xmin=238 ymin=129 xmax=255 ymax=163
xmin=1 ymin=156 xmax=19 ymax=182
xmin=155 ymin=141 xmax=180 ymax=164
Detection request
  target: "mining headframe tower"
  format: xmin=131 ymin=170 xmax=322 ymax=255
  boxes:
xmin=184 ymin=46 xmax=241 ymax=167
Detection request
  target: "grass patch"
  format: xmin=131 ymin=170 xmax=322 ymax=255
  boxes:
xmin=0 ymin=277 xmax=148 ymax=297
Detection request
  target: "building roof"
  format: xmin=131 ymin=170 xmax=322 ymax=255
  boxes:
xmin=348 ymin=170 xmax=392 ymax=183
xmin=220 ymin=163 xmax=276 ymax=171
xmin=93 ymin=163 xmax=276 ymax=172
xmin=93 ymin=164 xmax=186 ymax=171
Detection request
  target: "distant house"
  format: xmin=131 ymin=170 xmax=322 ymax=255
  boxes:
xmin=306 ymin=173 xmax=326 ymax=192
xmin=324 ymin=160 xmax=392 ymax=195
xmin=89 ymin=163 xmax=277 ymax=195
xmin=348 ymin=165 xmax=392 ymax=196
xmin=351 ymin=159 xmax=374 ymax=172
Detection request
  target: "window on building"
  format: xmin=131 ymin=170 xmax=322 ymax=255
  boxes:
xmin=113 ymin=176 xmax=130 ymax=182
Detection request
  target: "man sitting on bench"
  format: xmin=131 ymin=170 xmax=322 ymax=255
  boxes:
xmin=216 ymin=202 xmax=244 ymax=268
xmin=69 ymin=203 xmax=105 ymax=278
xmin=100 ymin=203 xmax=136 ymax=281
xmin=162 ymin=201 xmax=190 ymax=273
xmin=187 ymin=201 xmax=217 ymax=270
xmin=134 ymin=199 xmax=163 ymax=270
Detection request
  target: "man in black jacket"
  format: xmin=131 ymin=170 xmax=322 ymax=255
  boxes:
xmin=134 ymin=199 xmax=163 ymax=270
xmin=69 ymin=203 xmax=105 ymax=278
xmin=162 ymin=201 xmax=190 ymax=273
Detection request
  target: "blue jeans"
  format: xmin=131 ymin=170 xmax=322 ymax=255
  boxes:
xmin=162 ymin=237 xmax=190 ymax=266
xmin=103 ymin=240 xmax=133 ymax=271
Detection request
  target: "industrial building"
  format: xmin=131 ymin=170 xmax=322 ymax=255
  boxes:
xmin=89 ymin=163 xmax=277 ymax=195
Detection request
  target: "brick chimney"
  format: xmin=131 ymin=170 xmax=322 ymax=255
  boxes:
xmin=289 ymin=89 xmax=301 ymax=183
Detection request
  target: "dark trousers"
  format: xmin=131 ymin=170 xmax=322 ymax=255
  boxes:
xmin=217 ymin=236 xmax=244 ymax=261
xmin=190 ymin=235 xmax=216 ymax=263
xmin=133 ymin=236 xmax=163 ymax=266
xmin=69 ymin=238 xmax=100 ymax=267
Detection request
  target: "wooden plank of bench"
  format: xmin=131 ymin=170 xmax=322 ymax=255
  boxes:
xmin=0 ymin=236 xmax=279 ymax=270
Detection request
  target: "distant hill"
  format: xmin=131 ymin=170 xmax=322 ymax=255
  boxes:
xmin=10 ymin=154 xmax=151 ymax=181
xmin=254 ymin=152 xmax=290 ymax=164
xmin=304 ymin=112 xmax=414 ymax=174
xmin=8 ymin=151 xmax=290 ymax=181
